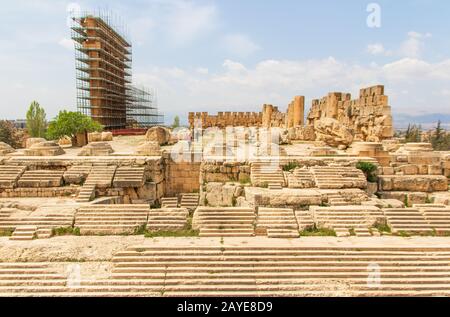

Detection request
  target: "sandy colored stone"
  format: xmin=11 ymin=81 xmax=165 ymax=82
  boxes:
xmin=145 ymin=126 xmax=171 ymax=145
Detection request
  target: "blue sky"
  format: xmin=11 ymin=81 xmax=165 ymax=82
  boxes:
xmin=1 ymin=0 xmax=450 ymax=126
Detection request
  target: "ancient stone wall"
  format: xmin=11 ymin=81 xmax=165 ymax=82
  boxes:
xmin=165 ymin=157 xmax=201 ymax=196
xmin=188 ymin=97 xmax=305 ymax=130
xmin=306 ymin=85 xmax=393 ymax=143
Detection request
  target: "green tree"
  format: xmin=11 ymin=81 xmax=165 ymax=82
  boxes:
xmin=46 ymin=111 xmax=103 ymax=144
xmin=172 ymin=115 xmax=180 ymax=129
xmin=431 ymin=120 xmax=450 ymax=151
xmin=0 ymin=120 xmax=19 ymax=148
xmin=26 ymin=101 xmax=47 ymax=138
xmin=404 ymin=123 xmax=421 ymax=143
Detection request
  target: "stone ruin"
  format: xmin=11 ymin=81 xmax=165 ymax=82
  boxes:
xmin=188 ymin=85 xmax=393 ymax=149
xmin=88 ymin=132 xmax=114 ymax=142
xmin=78 ymin=142 xmax=114 ymax=156
xmin=24 ymin=141 xmax=65 ymax=156
xmin=0 ymin=142 xmax=15 ymax=155
xmin=145 ymin=126 xmax=172 ymax=146
xmin=188 ymin=96 xmax=304 ymax=130
xmin=305 ymin=85 xmax=393 ymax=145
xmin=25 ymin=138 xmax=46 ymax=148
xmin=135 ymin=141 xmax=162 ymax=156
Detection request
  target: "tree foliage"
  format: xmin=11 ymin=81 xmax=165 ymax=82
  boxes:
xmin=431 ymin=120 xmax=450 ymax=151
xmin=0 ymin=120 xmax=20 ymax=148
xmin=46 ymin=111 xmax=103 ymax=141
xmin=172 ymin=115 xmax=180 ymax=129
xmin=404 ymin=123 xmax=421 ymax=143
xmin=356 ymin=161 xmax=378 ymax=183
xmin=26 ymin=101 xmax=47 ymax=138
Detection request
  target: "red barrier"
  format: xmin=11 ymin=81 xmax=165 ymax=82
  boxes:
xmin=111 ymin=128 xmax=147 ymax=136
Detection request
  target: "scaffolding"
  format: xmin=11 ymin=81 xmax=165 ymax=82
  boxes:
xmin=127 ymin=85 xmax=163 ymax=127
xmin=71 ymin=10 xmax=162 ymax=129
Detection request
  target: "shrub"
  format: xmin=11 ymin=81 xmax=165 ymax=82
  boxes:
xmin=145 ymin=229 xmax=199 ymax=238
xmin=356 ymin=161 xmax=378 ymax=182
xmin=239 ymin=175 xmax=251 ymax=185
xmin=282 ymin=162 xmax=300 ymax=172
xmin=134 ymin=224 xmax=147 ymax=235
xmin=372 ymin=220 xmax=391 ymax=233
xmin=52 ymin=227 xmax=80 ymax=236
xmin=0 ymin=120 xmax=20 ymax=148
xmin=299 ymin=225 xmax=336 ymax=237
xmin=0 ymin=229 xmax=13 ymax=237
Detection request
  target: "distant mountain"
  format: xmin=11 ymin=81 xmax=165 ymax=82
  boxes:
xmin=393 ymin=113 xmax=450 ymax=130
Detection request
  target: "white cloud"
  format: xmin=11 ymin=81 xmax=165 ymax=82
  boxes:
xmin=398 ymin=31 xmax=431 ymax=58
xmin=196 ymin=67 xmax=209 ymax=75
xmin=165 ymin=1 xmax=217 ymax=45
xmin=367 ymin=43 xmax=391 ymax=56
xmin=367 ymin=32 xmax=432 ymax=58
xmin=58 ymin=37 xmax=74 ymax=50
xmin=135 ymin=56 xmax=450 ymax=122
xmin=222 ymin=34 xmax=260 ymax=57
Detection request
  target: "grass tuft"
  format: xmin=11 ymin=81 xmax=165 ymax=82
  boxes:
xmin=299 ymin=225 xmax=336 ymax=237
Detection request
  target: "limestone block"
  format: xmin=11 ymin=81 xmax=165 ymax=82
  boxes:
xmin=145 ymin=126 xmax=171 ymax=145
xmin=88 ymin=132 xmax=102 ymax=143
xmin=78 ymin=142 xmax=114 ymax=156
xmin=24 ymin=141 xmax=65 ymax=156
xmin=58 ymin=136 xmax=72 ymax=146
xmin=430 ymin=192 xmax=450 ymax=206
xmin=101 ymin=132 xmax=113 ymax=141
xmin=0 ymin=142 xmax=15 ymax=155
xmin=379 ymin=175 xmax=448 ymax=192
xmin=395 ymin=164 xmax=418 ymax=175
xmin=366 ymin=182 xmax=378 ymax=196
xmin=428 ymin=165 xmax=442 ymax=175
xmin=135 ymin=141 xmax=162 ymax=156
xmin=25 ymin=138 xmax=46 ymax=148
xmin=204 ymin=182 xmax=240 ymax=207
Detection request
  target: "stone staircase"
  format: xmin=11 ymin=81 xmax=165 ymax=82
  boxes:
xmin=193 ymin=207 xmax=256 ymax=237
xmin=76 ymin=184 xmax=96 ymax=203
xmin=0 ymin=165 xmax=26 ymax=188
xmin=310 ymin=166 xmax=366 ymax=189
xmin=102 ymin=246 xmax=450 ymax=297
xmin=0 ymin=214 xmax=74 ymax=237
xmin=0 ymin=263 xmax=68 ymax=295
xmin=76 ymin=165 xmax=117 ymax=203
xmin=3 ymin=246 xmax=450 ymax=296
xmin=63 ymin=165 xmax=92 ymax=184
xmin=10 ymin=226 xmax=37 ymax=241
xmin=327 ymin=193 xmax=350 ymax=206
xmin=383 ymin=208 xmax=433 ymax=234
xmin=294 ymin=210 xmax=315 ymax=230
xmin=310 ymin=206 xmax=384 ymax=237
xmin=147 ymin=208 xmax=189 ymax=231
xmin=250 ymin=161 xmax=285 ymax=187
xmin=267 ymin=183 xmax=282 ymax=190
xmin=286 ymin=168 xmax=315 ymax=189
xmin=180 ymin=193 xmax=199 ymax=210
xmin=256 ymin=208 xmax=299 ymax=238
xmin=113 ymin=166 xmax=145 ymax=188
xmin=17 ymin=170 xmax=64 ymax=188
xmin=413 ymin=205 xmax=450 ymax=233
xmin=85 ymin=165 xmax=117 ymax=188
xmin=161 ymin=197 xmax=178 ymax=208
xmin=74 ymin=205 xmax=150 ymax=235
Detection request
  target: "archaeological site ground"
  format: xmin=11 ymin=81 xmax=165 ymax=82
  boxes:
xmin=1 ymin=83 xmax=450 ymax=297
xmin=1 ymin=3 xmax=450 ymax=302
